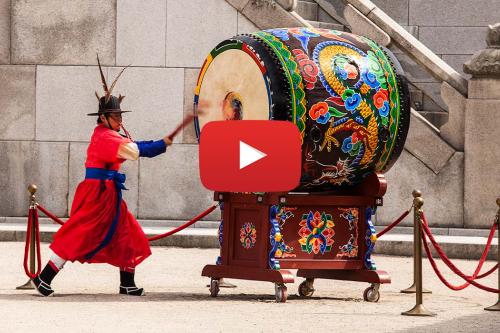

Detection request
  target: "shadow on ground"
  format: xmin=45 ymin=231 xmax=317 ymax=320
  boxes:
xmin=0 ymin=290 xmax=365 ymax=303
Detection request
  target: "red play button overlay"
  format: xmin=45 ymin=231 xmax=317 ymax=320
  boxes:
xmin=199 ymin=120 xmax=301 ymax=192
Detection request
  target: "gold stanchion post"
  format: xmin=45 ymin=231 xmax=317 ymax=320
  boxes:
xmin=402 ymin=195 xmax=436 ymax=316
xmin=401 ymin=190 xmax=432 ymax=294
xmin=484 ymin=198 xmax=500 ymax=311
xmin=16 ymin=184 xmax=38 ymax=290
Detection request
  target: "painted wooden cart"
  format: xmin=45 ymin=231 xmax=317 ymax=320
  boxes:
xmin=202 ymin=174 xmax=391 ymax=302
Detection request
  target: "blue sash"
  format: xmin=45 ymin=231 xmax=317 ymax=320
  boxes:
xmin=84 ymin=168 xmax=127 ymax=260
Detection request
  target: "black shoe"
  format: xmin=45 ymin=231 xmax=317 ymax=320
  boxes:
xmin=31 ymin=276 xmax=54 ymax=297
xmin=119 ymin=286 xmax=145 ymax=296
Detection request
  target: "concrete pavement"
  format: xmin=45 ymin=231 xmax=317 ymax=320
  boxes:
xmin=1 ymin=242 xmax=499 ymax=332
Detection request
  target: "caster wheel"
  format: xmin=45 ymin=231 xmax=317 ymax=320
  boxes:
xmin=209 ymin=278 xmax=220 ymax=297
xmin=363 ymin=285 xmax=380 ymax=302
xmin=298 ymin=280 xmax=315 ymax=297
xmin=275 ymin=283 xmax=288 ymax=303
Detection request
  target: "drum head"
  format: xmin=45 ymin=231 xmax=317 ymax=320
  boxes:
xmin=195 ymin=48 xmax=271 ymax=136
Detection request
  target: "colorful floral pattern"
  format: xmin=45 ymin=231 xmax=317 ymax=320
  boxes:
xmin=240 ymin=222 xmax=257 ymax=249
xmin=298 ymin=211 xmax=335 ymax=254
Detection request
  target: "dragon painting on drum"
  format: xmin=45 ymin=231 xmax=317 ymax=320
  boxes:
xmin=194 ymin=27 xmax=410 ymax=192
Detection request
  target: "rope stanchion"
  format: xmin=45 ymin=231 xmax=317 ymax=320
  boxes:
xmin=16 ymin=185 xmax=40 ymax=289
xmin=36 ymin=203 xmax=65 ymax=226
xmin=401 ymin=193 xmax=436 ymax=317
xmin=148 ymin=204 xmax=219 ymax=242
xmin=401 ymin=190 xmax=432 ymax=295
xmin=376 ymin=208 xmax=411 ymax=239
xmin=421 ymin=214 xmax=499 ymax=293
xmin=421 ymin=214 xmax=497 ymax=292
xmin=485 ymin=198 xmax=500 ymax=310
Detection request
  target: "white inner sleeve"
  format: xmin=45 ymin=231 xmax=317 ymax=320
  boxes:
xmin=118 ymin=142 xmax=139 ymax=160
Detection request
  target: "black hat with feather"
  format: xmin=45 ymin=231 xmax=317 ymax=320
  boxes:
xmin=87 ymin=54 xmax=130 ymax=116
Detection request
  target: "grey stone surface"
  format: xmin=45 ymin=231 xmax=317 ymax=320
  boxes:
xmin=464 ymin=23 xmax=500 ymax=77
xmin=347 ymin=0 xmax=377 ymax=16
xmin=242 ymin=0 xmax=307 ymax=29
xmin=0 ymin=141 xmax=69 ymax=217
xmin=318 ymin=7 xmax=338 ymax=24
xmin=363 ymin=5 xmax=469 ymax=96
xmin=138 ymin=144 xmax=218 ymax=221
xmin=36 ymin=65 xmax=107 ymax=142
xmin=372 ymin=0 xmax=408 ymax=25
xmin=419 ymin=27 xmax=487 ymax=55
xmin=68 ymin=142 xmax=139 ymax=217
xmin=409 ymin=0 xmax=500 ymax=27
xmin=107 ymin=66 xmax=184 ymax=142
xmin=225 ymin=0 xmax=250 ymax=11
xmin=469 ymin=78 xmax=500 ymax=99
xmin=237 ymin=12 xmax=259 ymax=34
xmin=344 ymin=4 xmax=390 ymax=46
xmin=412 ymin=82 xmax=446 ymax=111
xmin=116 ymin=0 xmax=166 ymax=67
xmin=404 ymin=110 xmax=456 ymax=173
xmin=182 ymin=68 xmax=200 ymax=144
xmin=166 ymin=0 xmax=238 ymax=67
xmin=442 ymin=54 xmax=472 ymax=79
xmin=440 ymin=82 xmax=466 ymax=150
xmin=296 ymin=0 xmax=318 ymax=21
xmin=0 ymin=0 xmax=10 ymax=64
xmin=395 ymin=52 xmax=438 ymax=83
xmin=307 ymin=21 xmax=344 ymax=31
xmin=379 ymin=150 xmax=464 ymax=228
xmin=464 ymin=99 xmax=500 ymax=228
xmin=11 ymin=0 xmax=116 ymax=65
xmin=0 ymin=66 xmax=36 ymax=140
xmin=418 ymin=111 xmax=448 ymax=129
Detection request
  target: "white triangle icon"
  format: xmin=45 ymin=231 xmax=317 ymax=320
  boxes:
xmin=240 ymin=141 xmax=267 ymax=170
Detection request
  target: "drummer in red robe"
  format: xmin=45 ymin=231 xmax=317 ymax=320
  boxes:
xmin=32 ymin=57 xmax=172 ymax=297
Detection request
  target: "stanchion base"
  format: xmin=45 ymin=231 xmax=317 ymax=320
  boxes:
xmin=16 ymin=279 xmax=34 ymax=290
xmin=400 ymin=284 xmax=432 ymax=294
xmin=484 ymin=300 xmax=500 ymax=311
xmin=402 ymin=304 xmax=436 ymax=317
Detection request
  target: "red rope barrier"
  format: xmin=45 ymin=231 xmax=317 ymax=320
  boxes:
xmin=421 ymin=213 xmax=499 ymax=293
xmin=36 ymin=204 xmax=65 ymax=225
xmin=376 ymin=209 xmax=411 ymax=238
xmin=23 ymin=207 xmax=42 ymax=279
xmin=148 ymin=204 xmax=219 ymax=242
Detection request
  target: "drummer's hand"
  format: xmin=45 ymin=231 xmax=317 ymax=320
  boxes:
xmin=163 ymin=136 xmax=173 ymax=146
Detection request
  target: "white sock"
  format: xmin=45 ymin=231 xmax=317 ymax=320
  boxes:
xmin=50 ymin=253 xmax=67 ymax=270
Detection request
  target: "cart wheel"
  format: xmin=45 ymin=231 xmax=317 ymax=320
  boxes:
xmin=298 ymin=279 xmax=315 ymax=297
xmin=209 ymin=278 xmax=220 ymax=297
xmin=363 ymin=284 xmax=380 ymax=302
xmin=275 ymin=283 xmax=288 ymax=303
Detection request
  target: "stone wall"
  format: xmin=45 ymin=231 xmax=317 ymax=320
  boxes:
xmin=0 ymin=0 xmax=496 ymax=229
xmin=371 ymin=0 xmax=492 ymax=125
xmin=0 ymin=0 xmax=258 ymax=220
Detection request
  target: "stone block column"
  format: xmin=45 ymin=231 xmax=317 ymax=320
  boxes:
xmin=463 ymin=23 xmax=500 ymax=228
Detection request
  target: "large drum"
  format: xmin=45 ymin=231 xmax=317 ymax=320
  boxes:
xmin=194 ymin=28 xmax=410 ymax=191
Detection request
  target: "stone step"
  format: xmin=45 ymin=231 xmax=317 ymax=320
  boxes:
xmin=296 ymin=0 xmax=318 ymax=21
xmin=418 ymin=110 xmax=449 ymax=129
xmin=1 ymin=222 xmax=497 ymax=260
xmin=306 ymin=20 xmax=344 ymax=31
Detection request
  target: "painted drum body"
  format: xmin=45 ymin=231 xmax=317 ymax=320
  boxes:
xmin=194 ymin=28 xmax=410 ymax=191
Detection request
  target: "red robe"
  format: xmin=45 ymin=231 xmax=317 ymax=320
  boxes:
xmin=50 ymin=124 xmax=151 ymax=268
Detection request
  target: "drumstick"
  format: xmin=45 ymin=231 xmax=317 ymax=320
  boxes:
xmin=167 ymin=114 xmax=195 ymax=141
